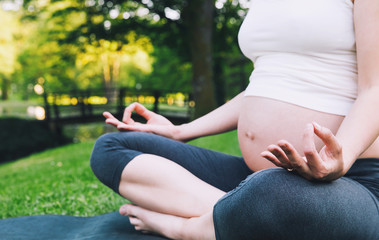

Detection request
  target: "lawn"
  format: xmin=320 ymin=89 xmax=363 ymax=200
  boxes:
xmin=0 ymin=130 xmax=241 ymax=219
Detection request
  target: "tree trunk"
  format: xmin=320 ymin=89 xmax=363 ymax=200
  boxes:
xmin=184 ymin=0 xmax=217 ymax=118
xmin=1 ymin=77 xmax=9 ymax=100
xmin=101 ymin=53 xmax=116 ymax=103
xmin=213 ymin=57 xmax=225 ymax=106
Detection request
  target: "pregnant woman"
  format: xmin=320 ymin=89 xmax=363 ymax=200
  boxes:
xmin=90 ymin=0 xmax=379 ymax=239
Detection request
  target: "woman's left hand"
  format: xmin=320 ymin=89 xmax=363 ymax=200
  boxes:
xmin=261 ymin=122 xmax=345 ymax=181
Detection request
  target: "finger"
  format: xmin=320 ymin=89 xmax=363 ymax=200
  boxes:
xmin=302 ymin=123 xmax=324 ymax=170
xmin=312 ymin=121 xmax=342 ymax=155
xmin=105 ymin=118 xmax=121 ymax=126
xmin=116 ymin=122 xmax=132 ymax=131
xmin=104 ymin=112 xmax=122 ymax=127
xmin=261 ymin=150 xmax=286 ymax=168
xmin=117 ymin=122 xmax=146 ymax=132
xmin=122 ymin=103 xmax=137 ymax=124
xmin=266 ymin=144 xmax=292 ymax=168
xmin=103 ymin=111 xmax=117 ymax=120
xmin=117 ymin=122 xmax=163 ymax=135
xmin=278 ymin=140 xmax=310 ymax=174
xmin=133 ymin=103 xmax=155 ymax=121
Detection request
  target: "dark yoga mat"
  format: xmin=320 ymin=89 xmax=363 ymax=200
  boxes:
xmin=0 ymin=211 xmax=169 ymax=240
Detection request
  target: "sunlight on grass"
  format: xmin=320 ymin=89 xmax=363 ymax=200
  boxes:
xmin=0 ymin=141 xmax=127 ymax=219
xmin=0 ymin=130 xmax=240 ymax=219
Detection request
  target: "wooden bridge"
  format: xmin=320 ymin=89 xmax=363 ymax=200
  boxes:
xmin=43 ymin=88 xmax=194 ymax=128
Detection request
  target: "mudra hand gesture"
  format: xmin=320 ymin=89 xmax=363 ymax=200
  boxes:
xmin=261 ymin=122 xmax=345 ymax=181
xmin=103 ymin=102 xmax=179 ymax=140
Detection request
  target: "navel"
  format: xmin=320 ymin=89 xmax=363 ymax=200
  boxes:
xmin=245 ymin=131 xmax=255 ymax=141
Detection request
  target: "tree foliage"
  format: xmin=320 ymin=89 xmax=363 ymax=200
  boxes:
xmin=4 ymin=0 xmax=253 ymax=116
xmin=0 ymin=8 xmax=19 ymax=100
xmin=12 ymin=0 xmax=158 ymax=99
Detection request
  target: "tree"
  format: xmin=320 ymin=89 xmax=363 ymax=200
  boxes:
xmin=14 ymin=1 xmax=85 ymax=97
xmin=76 ymin=32 xmax=154 ymax=100
xmin=183 ymin=0 xmax=217 ymax=117
xmin=15 ymin=0 xmax=154 ymax=99
xmin=0 ymin=9 xmax=19 ymax=100
xmin=20 ymin=0 xmax=251 ymax=117
xmin=145 ymin=45 xmax=192 ymax=92
xmin=213 ymin=0 xmax=252 ymax=104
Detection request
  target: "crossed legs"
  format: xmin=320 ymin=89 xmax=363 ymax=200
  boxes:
xmin=119 ymin=204 xmax=215 ymax=240
xmin=91 ymin=132 xmax=379 ymax=239
xmin=90 ymin=131 xmax=252 ymax=239
xmin=117 ymin=154 xmax=223 ymax=239
xmin=118 ymin=154 xmax=225 ymax=217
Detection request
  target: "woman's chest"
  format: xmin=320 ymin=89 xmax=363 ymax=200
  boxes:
xmin=238 ymin=0 xmax=355 ymax=61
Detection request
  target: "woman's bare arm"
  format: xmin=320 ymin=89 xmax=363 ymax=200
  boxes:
xmin=175 ymin=91 xmax=244 ymax=141
xmin=104 ymin=91 xmax=245 ymax=142
xmin=335 ymin=0 xmax=379 ymax=170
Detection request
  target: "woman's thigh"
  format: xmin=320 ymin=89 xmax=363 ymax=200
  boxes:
xmin=90 ymin=131 xmax=252 ymax=193
xmin=213 ymin=169 xmax=379 ymax=240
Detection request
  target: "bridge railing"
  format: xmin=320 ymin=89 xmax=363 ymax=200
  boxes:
xmin=43 ymin=88 xmax=195 ymax=125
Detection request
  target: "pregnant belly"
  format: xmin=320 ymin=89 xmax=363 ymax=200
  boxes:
xmin=238 ymin=96 xmax=344 ymax=171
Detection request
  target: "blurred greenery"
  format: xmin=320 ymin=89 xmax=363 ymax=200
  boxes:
xmin=0 ymin=0 xmax=253 ymax=113
xmin=0 ymin=0 xmax=250 ymax=220
xmin=0 ymin=130 xmax=240 ymax=219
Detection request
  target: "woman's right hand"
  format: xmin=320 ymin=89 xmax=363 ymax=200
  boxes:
xmin=103 ymin=102 xmax=181 ymax=141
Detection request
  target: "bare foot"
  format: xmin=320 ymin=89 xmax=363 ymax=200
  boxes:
xmin=120 ymin=204 xmax=186 ymax=239
xmin=119 ymin=204 xmax=216 ymax=240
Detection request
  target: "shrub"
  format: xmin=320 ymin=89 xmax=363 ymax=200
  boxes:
xmin=0 ymin=118 xmax=70 ymax=163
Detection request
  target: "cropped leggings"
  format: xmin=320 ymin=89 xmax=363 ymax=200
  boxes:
xmin=90 ymin=131 xmax=379 ymax=240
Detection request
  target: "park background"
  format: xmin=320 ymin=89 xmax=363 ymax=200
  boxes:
xmin=0 ymin=0 xmax=252 ymax=219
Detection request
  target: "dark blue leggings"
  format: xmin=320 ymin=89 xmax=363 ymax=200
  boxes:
xmin=90 ymin=132 xmax=379 ymax=239
xmin=90 ymin=131 xmax=253 ymax=194
xmin=214 ymin=169 xmax=379 ymax=240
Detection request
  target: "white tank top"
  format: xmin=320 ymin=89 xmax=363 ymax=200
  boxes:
xmin=239 ymin=0 xmax=357 ymax=116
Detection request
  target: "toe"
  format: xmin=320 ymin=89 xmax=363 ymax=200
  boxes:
xmin=129 ymin=216 xmax=142 ymax=226
xmin=119 ymin=204 xmax=133 ymax=216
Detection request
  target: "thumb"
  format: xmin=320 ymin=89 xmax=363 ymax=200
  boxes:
xmin=312 ymin=122 xmax=342 ymax=154
xmin=117 ymin=122 xmax=147 ymax=131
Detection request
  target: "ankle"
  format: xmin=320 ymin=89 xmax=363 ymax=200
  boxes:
xmin=180 ymin=214 xmax=215 ymax=240
xmin=175 ymin=218 xmax=190 ymax=240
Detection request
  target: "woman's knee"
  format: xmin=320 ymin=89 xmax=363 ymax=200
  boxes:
xmin=90 ymin=132 xmax=120 ymax=169
xmin=90 ymin=131 xmax=144 ymax=167
xmin=214 ymin=169 xmax=379 ymax=239
xmin=90 ymin=132 xmax=144 ymax=193
xmin=91 ymin=132 xmax=122 ymax=152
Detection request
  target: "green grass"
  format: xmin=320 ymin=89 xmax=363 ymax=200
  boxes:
xmin=0 ymin=130 xmax=240 ymax=219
